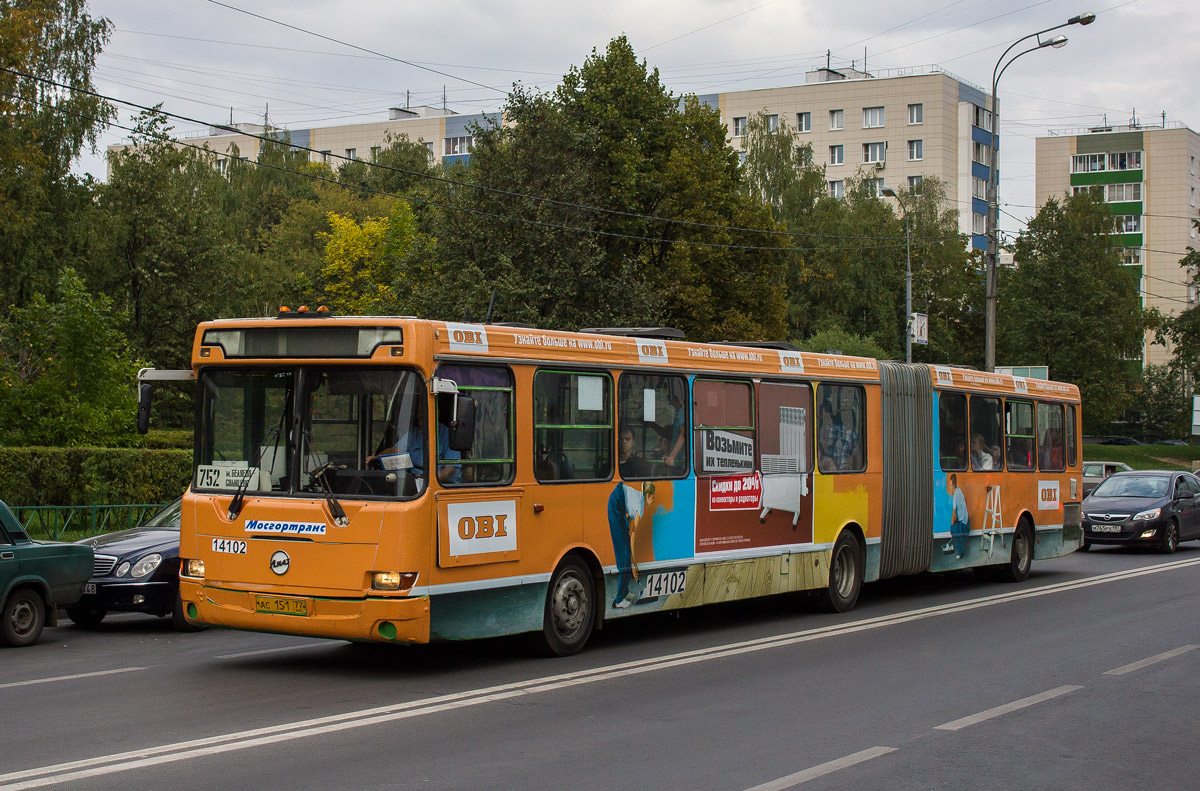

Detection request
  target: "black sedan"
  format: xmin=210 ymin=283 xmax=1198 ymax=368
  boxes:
xmin=68 ymin=498 xmax=201 ymax=631
xmin=1081 ymin=471 xmax=1200 ymax=553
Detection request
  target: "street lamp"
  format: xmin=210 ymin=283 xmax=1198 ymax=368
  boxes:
xmin=881 ymin=186 xmax=912 ymax=363
xmin=984 ymin=12 xmax=1095 ymax=372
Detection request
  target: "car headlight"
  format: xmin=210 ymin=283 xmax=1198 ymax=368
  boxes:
xmin=116 ymin=561 xmax=131 ymax=577
xmin=130 ymin=553 xmax=163 ymax=578
xmin=1133 ymin=508 xmax=1161 ymax=521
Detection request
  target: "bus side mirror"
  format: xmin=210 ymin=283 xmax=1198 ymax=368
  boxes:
xmin=137 ymin=383 xmax=153 ymax=435
xmin=448 ymin=395 xmax=475 ymax=452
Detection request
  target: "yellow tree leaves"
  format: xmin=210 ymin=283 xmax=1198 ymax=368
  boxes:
xmin=317 ymin=202 xmax=425 ymax=315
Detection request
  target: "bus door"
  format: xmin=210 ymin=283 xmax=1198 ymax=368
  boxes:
xmin=756 ymin=382 xmax=815 ymax=543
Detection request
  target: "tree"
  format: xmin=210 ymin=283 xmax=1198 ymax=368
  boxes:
xmin=797 ymin=328 xmax=890 ymax=360
xmin=0 ymin=268 xmax=142 ymax=446
xmin=430 ymin=37 xmax=788 ymax=340
xmin=1129 ymin=364 xmax=1190 ymax=442
xmin=0 ymin=0 xmax=113 ymax=308
xmin=1001 ymin=191 xmax=1148 ymax=429
xmin=317 ymin=202 xmax=432 ymax=316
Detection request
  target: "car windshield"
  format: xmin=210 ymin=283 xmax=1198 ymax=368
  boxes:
xmin=142 ymin=498 xmax=182 ymax=530
xmin=1092 ymin=475 xmax=1169 ymax=498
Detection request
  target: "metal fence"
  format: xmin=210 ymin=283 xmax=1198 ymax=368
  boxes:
xmin=13 ymin=504 xmax=168 ymax=541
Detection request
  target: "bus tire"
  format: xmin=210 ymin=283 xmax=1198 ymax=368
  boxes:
xmin=820 ymin=531 xmax=863 ymax=613
xmin=542 ymin=557 xmax=595 ymax=656
xmin=998 ymin=518 xmax=1034 ymax=582
xmin=1 ymin=587 xmax=46 ymax=647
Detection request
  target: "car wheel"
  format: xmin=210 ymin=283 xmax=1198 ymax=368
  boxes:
xmin=171 ymin=591 xmax=205 ymax=632
xmin=1160 ymin=519 xmax=1179 ymax=554
xmin=820 ymin=531 xmax=864 ymax=613
xmin=541 ymin=557 xmax=594 ymax=656
xmin=1 ymin=588 xmax=47 ymax=647
xmin=998 ymin=519 xmax=1034 ymax=582
xmin=66 ymin=605 xmax=107 ymax=628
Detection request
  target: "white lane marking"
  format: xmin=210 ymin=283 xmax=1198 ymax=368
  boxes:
xmin=216 ymin=643 xmax=330 ymax=659
xmin=935 ymin=685 xmax=1083 ymax=731
xmin=5 ymin=558 xmax=1200 ymax=790
xmin=742 ymin=747 xmax=897 ymax=790
xmin=1103 ymin=644 xmax=1199 ymax=676
xmin=0 ymin=668 xmax=145 ymax=690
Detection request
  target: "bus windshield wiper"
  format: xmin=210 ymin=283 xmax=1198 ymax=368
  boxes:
xmin=227 ymin=422 xmax=281 ymax=521
xmin=303 ymin=427 xmax=349 ymax=528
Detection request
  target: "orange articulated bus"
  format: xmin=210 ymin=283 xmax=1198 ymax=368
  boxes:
xmin=156 ymin=311 xmax=1083 ymax=655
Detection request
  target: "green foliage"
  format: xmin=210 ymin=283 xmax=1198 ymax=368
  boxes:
xmin=1002 ymin=192 xmax=1148 ymax=430
xmin=0 ymin=446 xmax=191 ymax=506
xmin=1167 ymin=245 xmax=1200 ymax=379
xmin=1129 ymin=364 xmax=1190 ymax=442
xmin=0 ymin=268 xmax=143 ymax=447
xmin=796 ymin=328 xmax=891 ymax=360
xmin=1081 ymin=442 xmax=1199 ymax=470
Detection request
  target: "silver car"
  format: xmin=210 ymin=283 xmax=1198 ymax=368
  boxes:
xmin=1083 ymin=461 xmax=1132 ymax=496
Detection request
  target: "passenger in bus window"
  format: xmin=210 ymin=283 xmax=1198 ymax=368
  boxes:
xmin=943 ymin=473 xmax=970 ymax=559
xmin=660 ymin=390 xmax=687 ymax=470
xmin=971 ymin=433 xmax=997 ymax=470
xmin=618 ymin=426 xmax=649 ymax=478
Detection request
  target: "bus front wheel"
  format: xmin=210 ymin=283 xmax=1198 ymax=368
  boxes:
xmin=820 ymin=531 xmax=863 ymax=613
xmin=542 ymin=557 xmax=595 ymax=656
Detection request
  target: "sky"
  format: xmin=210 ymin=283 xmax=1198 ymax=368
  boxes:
xmin=77 ymin=0 xmax=1195 ymax=236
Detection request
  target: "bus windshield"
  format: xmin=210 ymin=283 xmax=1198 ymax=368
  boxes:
xmin=195 ymin=367 xmax=431 ymax=499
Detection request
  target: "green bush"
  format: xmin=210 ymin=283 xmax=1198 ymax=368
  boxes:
xmin=0 ymin=447 xmax=192 ymax=506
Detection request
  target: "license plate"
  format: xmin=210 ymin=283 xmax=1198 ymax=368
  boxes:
xmin=638 ymin=570 xmax=686 ymax=601
xmin=212 ymin=538 xmax=247 ymax=555
xmin=1090 ymin=524 xmax=1122 ymax=533
xmin=83 ymin=583 xmax=96 ymax=595
xmin=255 ymin=595 xmax=309 ymax=616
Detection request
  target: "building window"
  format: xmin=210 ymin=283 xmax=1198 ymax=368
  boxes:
xmin=345 ymin=148 xmax=357 ymax=160
xmin=1101 ymin=182 xmax=1142 ymax=202
xmin=829 ymin=145 xmax=843 ymax=166
xmin=866 ymin=178 xmax=884 ymax=197
xmin=972 ymin=212 xmax=986 ymax=235
xmin=907 ymin=139 xmax=923 ymax=161
xmin=733 ymin=117 xmax=748 ymax=137
xmin=908 ymin=103 xmax=923 ymax=125
xmin=1112 ymin=215 xmax=1142 ymax=233
xmin=1192 ymin=187 xmax=1197 ymax=208
xmin=444 ymin=136 xmax=472 ymax=156
xmin=370 ymin=146 xmax=381 ymax=160
xmin=829 ymin=109 xmax=844 ymax=130
xmin=422 ymin=141 xmax=434 ymax=157
xmin=320 ymin=150 xmax=331 ymax=163
xmin=973 ymin=106 xmax=992 ymax=132
xmin=1108 ymin=151 xmax=1142 ymax=170
xmin=862 ymin=106 xmax=885 ymax=128
xmin=1121 ymin=248 xmax=1142 ymax=265
xmin=972 ymin=176 xmax=988 ymax=200
xmin=828 ymin=179 xmax=844 ymax=198
xmin=863 ymin=141 xmax=886 ymax=164
xmin=796 ymin=112 xmax=811 ymax=133
xmin=908 ymin=175 xmax=924 ymax=191
xmin=766 ymin=114 xmax=779 ymax=132
xmin=973 ymin=142 xmax=991 ymax=167
xmin=1192 ymin=155 xmax=1197 ymax=176
xmin=1071 ymin=153 xmax=1106 ymax=173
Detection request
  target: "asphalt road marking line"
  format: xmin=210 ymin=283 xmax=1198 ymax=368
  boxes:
xmin=742 ymin=747 xmax=897 ymax=791
xmin=935 ymin=685 xmax=1083 ymax=731
xmin=5 ymin=558 xmax=1200 ymax=790
xmin=0 ymin=668 xmax=145 ymax=690
xmin=216 ymin=643 xmax=330 ymax=659
xmin=1103 ymin=644 xmax=1199 ymax=676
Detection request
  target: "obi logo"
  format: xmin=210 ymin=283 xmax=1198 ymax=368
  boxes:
xmin=934 ymin=366 xmax=954 ymax=386
xmin=637 ymin=339 xmax=669 ymax=364
xmin=778 ymin=350 xmax=805 ymax=374
xmin=1037 ymin=480 xmax=1060 ymax=511
xmin=457 ymin=513 xmax=510 ymax=540
xmin=447 ymin=499 xmax=518 ymax=556
xmin=445 ymin=322 xmax=489 ymax=352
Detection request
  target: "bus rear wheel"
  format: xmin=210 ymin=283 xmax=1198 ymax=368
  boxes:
xmin=998 ymin=519 xmax=1034 ymax=582
xmin=542 ymin=557 xmax=595 ymax=656
xmin=820 ymin=532 xmax=863 ymax=613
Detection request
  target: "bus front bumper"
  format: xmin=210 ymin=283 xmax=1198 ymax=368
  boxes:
xmin=178 ymin=579 xmax=430 ymax=643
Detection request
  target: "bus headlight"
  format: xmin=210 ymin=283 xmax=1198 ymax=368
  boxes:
xmin=372 ymin=572 xmax=418 ymax=591
xmin=131 ymin=553 xmax=163 ymax=578
xmin=182 ymin=558 xmax=205 ymax=578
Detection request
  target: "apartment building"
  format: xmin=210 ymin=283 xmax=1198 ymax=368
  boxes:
xmin=130 ymin=66 xmax=996 ymax=249
xmin=1036 ymin=122 xmax=1200 ymax=366
xmin=713 ymin=66 xmax=995 ymax=250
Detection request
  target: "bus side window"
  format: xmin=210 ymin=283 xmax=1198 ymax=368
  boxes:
xmin=435 ymin=364 xmax=515 ymax=486
xmin=1005 ymin=400 xmax=1035 ymax=472
xmin=533 ymin=370 xmax=613 ymax=482
xmin=617 ymin=373 xmax=689 ymax=480
xmin=938 ymin=391 xmax=968 ymax=471
xmin=969 ymin=395 xmax=1003 ymax=471
xmin=1037 ymin=402 xmax=1065 ymax=472
xmin=692 ymin=379 xmax=754 ymax=476
xmin=816 ymin=384 xmax=865 ymax=473
xmin=1065 ymin=404 xmax=1078 ymax=467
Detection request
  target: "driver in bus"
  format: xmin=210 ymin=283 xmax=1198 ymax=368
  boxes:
xmin=369 ymin=421 xmax=462 ymax=485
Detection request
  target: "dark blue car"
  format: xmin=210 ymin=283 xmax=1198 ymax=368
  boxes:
xmin=69 ymin=498 xmax=201 ymax=631
xmin=1082 ymin=471 xmax=1200 ymax=553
